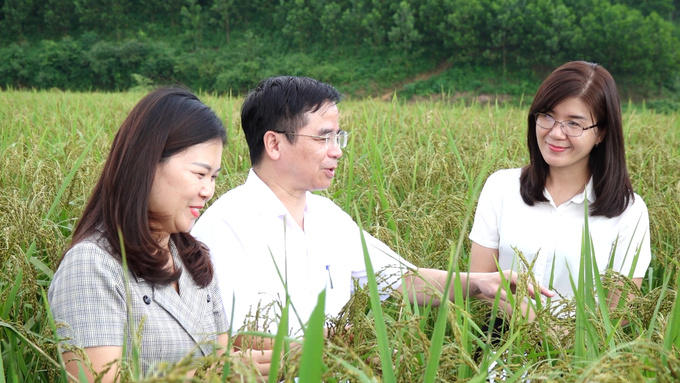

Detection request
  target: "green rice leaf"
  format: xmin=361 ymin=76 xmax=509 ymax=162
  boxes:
xmin=354 ymin=205 xmax=396 ymax=383
xmin=663 ymin=268 xmax=680 ymax=351
xmin=328 ymin=355 xmax=376 ymax=383
xmin=298 ymin=289 xmax=327 ymax=383
xmin=0 ymin=341 xmax=5 ymax=383
xmin=1 ymin=269 xmax=22 ymax=320
xmin=42 ymin=128 xmax=100 ymax=227
xmin=267 ymin=301 xmax=289 ymax=383
xmin=28 ymin=257 xmax=53 ymax=280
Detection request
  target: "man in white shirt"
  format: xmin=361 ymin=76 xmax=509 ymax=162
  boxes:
xmin=192 ymin=76 xmax=553 ymax=341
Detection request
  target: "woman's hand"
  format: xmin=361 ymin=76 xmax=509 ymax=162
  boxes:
xmin=231 ymin=348 xmax=273 ymax=382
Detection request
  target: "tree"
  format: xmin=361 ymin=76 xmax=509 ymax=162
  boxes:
xmin=74 ymin=0 xmax=131 ymax=41
xmin=181 ymin=0 xmax=203 ymax=49
xmin=437 ymin=0 xmax=486 ymax=62
xmin=319 ymin=1 xmax=343 ymax=48
xmin=44 ymin=0 xmax=77 ymax=36
xmin=281 ymin=0 xmax=316 ymax=48
xmin=211 ymin=0 xmax=235 ymax=43
xmin=578 ymin=3 xmax=680 ymax=92
xmin=387 ymin=1 xmax=422 ymax=52
xmin=612 ymin=0 xmax=675 ymax=19
xmin=1 ymin=0 xmax=34 ymax=39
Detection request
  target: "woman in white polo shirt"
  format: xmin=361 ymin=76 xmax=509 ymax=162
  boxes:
xmin=469 ymin=61 xmax=651 ymax=314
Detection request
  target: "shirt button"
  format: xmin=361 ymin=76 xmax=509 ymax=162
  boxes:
xmin=143 ymin=295 xmax=151 ymax=305
xmin=207 ymin=295 xmax=211 ymax=303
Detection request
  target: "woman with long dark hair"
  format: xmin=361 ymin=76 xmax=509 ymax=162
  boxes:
xmin=48 ymin=88 xmax=271 ymax=381
xmin=469 ymin=61 xmax=651 ymax=313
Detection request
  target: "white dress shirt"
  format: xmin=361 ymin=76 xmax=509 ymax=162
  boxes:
xmin=192 ymin=170 xmax=414 ymax=335
xmin=469 ymin=168 xmax=651 ymax=298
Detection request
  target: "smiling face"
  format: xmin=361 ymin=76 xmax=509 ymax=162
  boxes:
xmin=279 ymin=102 xmax=342 ymax=193
xmin=148 ymin=139 xmax=223 ymax=240
xmin=536 ymin=97 xmax=603 ymax=175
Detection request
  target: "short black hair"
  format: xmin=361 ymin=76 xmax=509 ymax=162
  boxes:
xmin=241 ymin=76 xmax=341 ymax=166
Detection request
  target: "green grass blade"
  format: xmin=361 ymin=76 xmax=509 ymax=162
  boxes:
xmin=0 ymin=320 xmax=67 ymax=374
xmin=42 ymin=128 xmax=100 ymax=227
xmin=0 ymin=341 xmax=5 ymax=383
xmin=298 ymin=289 xmax=327 ymax=383
xmin=568 ymin=264 xmax=586 ymax=359
xmin=42 ymin=288 xmax=70 ymax=382
xmin=1 ymin=269 xmax=22 ymax=320
xmin=646 ymin=268 xmax=672 ymax=339
xmin=77 ymin=363 xmax=88 ymax=383
xmin=267 ymin=301 xmax=289 ymax=383
xmin=588 ymin=230 xmax=614 ymax=350
xmin=353 ymin=205 xmax=396 ymax=383
xmin=28 ymin=256 xmax=54 ymax=280
xmin=328 ymin=355 xmax=376 ymax=383
xmin=221 ymin=294 xmax=236 ymax=382
xmin=424 ymin=156 xmax=490 ymax=383
xmin=663 ymin=268 xmax=680 ymax=351
xmin=469 ymin=332 xmax=522 ymax=383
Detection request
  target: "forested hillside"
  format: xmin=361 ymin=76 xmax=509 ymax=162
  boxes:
xmin=1 ymin=0 xmax=679 ymax=98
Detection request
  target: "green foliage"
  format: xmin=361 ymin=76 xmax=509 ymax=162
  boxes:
xmin=1 ymin=0 xmax=680 ymax=98
xmin=2 ymin=90 xmax=680 ymax=381
xmin=387 ymin=1 xmax=422 ymax=52
xmin=1 ymin=0 xmax=35 ymax=38
xmin=210 ymin=0 xmax=235 ymax=43
xmin=400 ymin=64 xmax=542 ymax=99
xmin=44 ymin=0 xmax=77 ymax=37
xmin=73 ymin=0 xmax=131 ymax=41
xmin=180 ymin=0 xmax=204 ymax=49
xmin=0 ymin=37 xmax=177 ymax=91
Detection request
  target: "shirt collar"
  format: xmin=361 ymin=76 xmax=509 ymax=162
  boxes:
xmin=542 ymin=176 xmax=595 ymax=207
xmin=245 ymin=169 xmax=302 ymax=219
xmin=570 ymin=176 xmax=595 ymax=204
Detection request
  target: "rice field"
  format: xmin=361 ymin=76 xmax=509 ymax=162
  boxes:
xmin=1 ymin=89 xmax=680 ymax=382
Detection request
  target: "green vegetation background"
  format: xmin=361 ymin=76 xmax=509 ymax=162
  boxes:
xmin=2 ymin=91 xmax=680 ymax=381
xmin=2 ymin=0 xmax=680 ymax=109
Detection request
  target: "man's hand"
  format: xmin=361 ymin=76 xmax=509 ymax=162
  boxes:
xmin=474 ymin=270 xmax=554 ymax=302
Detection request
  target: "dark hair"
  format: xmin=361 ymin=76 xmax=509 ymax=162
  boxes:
xmin=241 ymin=76 xmax=341 ymax=166
xmin=66 ymin=87 xmax=227 ymax=287
xmin=520 ymin=61 xmax=633 ymax=218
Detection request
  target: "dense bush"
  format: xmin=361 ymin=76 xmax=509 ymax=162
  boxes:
xmin=0 ymin=36 xmax=177 ymax=91
xmin=1 ymin=0 xmax=679 ymax=96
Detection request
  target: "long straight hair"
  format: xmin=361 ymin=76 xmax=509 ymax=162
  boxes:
xmin=65 ymin=87 xmax=227 ymax=287
xmin=520 ymin=61 xmax=633 ymax=218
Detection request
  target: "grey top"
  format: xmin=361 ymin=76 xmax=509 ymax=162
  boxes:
xmin=48 ymin=234 xmax=229 ymax=375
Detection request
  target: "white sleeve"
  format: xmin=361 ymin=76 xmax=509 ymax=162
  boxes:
xmin=348 ymin=229 xmax=415 ymax=297
xmin=469 ymin=172 xmax=502 ymax=249
xmin=192 ymin=212 xmax=241 ymax=334
xmin=611 ymin=194 xmax=652 ymax=279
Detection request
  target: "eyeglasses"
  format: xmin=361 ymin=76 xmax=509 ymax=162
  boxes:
xmin=275 ymin=130 xmax=349 ymax=149
xmin=535 ymin=113 xmax=598 ymax=137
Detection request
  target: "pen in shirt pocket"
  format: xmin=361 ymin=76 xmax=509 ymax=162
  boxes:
xmin=326 ymin=265 xmax=334 ymax=289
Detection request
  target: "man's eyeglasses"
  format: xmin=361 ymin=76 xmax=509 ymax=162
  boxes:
xmin=275 ymin=130 xmax=349 ymax=149
xmin=535 ymin=113 xmax=597 ymax=137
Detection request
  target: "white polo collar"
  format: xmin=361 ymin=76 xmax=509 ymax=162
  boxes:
xmin=245 ymin=169 xmax=309 ymax=219
xmin=570 ymin=176 xmax=596 ymax=204
xmin=543 ymin=176 xmax=595 ymax=207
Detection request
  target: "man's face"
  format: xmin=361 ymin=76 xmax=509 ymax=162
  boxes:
xmin=279 ymin=102 xmax=343 ymax=193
